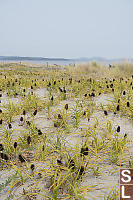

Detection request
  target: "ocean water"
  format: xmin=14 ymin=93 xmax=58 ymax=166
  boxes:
xmin=0 ymin=59 xmax=83 ymax=66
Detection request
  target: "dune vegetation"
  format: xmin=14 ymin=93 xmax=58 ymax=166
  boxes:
xmin=0 ymin=62 xmax=133 ymax=200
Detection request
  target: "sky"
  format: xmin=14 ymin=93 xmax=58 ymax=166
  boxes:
xmin=0 ymin=0 xmax=133 ymax=59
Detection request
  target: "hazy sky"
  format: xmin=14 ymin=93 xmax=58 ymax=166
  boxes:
xmin=0 ymin=0 xmax=133 ymax=58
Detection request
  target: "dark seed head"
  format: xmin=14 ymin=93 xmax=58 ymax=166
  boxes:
xmin=51 ymin=96 xmax=54 ymax=101
xmin=38 ymin=129 xmax=42 ymax=135
xmin=0 ymin=94 xmax=2 ymax=97
xmin=42 ymin=145 xmax=44 ymax=151
xmin=48 ymin=82 xmax=51 ymax=86
xmin=65 ymin=104 xmax=68 ymax=110
xmin=59 ymin=87 xmax=63 ymax=92
xmin=80 ymin=147 xmax=88 ymax=156
xmin=123 ymin=91 xmax=126 ymax=95
xmin=116 ymin=105 xmax=120 ymax=111
xmin=58 ymin=114 xmax=62 ymax=119
xmin=124 ymin=133 xmax=127 ymax=138
xmin=14 ymin=142 xmax=17 ymax=149
xmin=0 ymin=152 xmax=4 ymax=159
xmin=54 ymin=122 xmax=59 ymax=127
xmin=33 ymin=110 xmax=37 ymax=116
xmin=79 ymin=166 xmax=85 ymax=176
xmin=20 ymin=117 xmax=23 ymax=122
xmin=57 ymin=159 xmax=62 ymax=165
xmin=1 ymin=153 xmax=9 ymax=161
xmin=117 ymin=126 xmax=120 ymax=132
xmin=110 ymin=84 xmax=113 ymax=88
xmin=31 ymin=164 xmax=35 ymax=171
xmin=23 ymin=110 xmax=26 ymax=115
xmin=84 ymin=147 xmax=88 ymax=155
xmin=8 ymin=123 xmax=12 ymax=129
xmin=0 ymin=109 xmax=2 ymax=114
xmin=31 ymin=86 xmax=33 ymax=89
xmin=18 ymin=154 xmax=25 ymax=163
xmin=91 ymin=92 xmax=95 ymax=97
xmin=81 ymin=148 xmax=84 ymax=155
xmin=26 ymin=121 xmax=31 ymax=126
xmin=127 ymin=102 xmax=130 ymax=107
xmin=0 ymin=119 xmax=2 ymax=125
xmin=0 ymin=144 xmax=4 ymax=151
xmin=27 ymin=136 xmax=31 ymax=144
xmin=83 ymin=111 xmax=86 ymax=116
xmin=104 ymin=110 xmax=108 ymax=115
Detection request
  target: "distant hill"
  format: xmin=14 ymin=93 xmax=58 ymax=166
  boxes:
xmin=0 ymin=56 xmax=132 ymax=64
xmin=0 ymin=56 xmax=72 ymax=62
xmin=75 ymin=57 xmax=131 ymax=63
